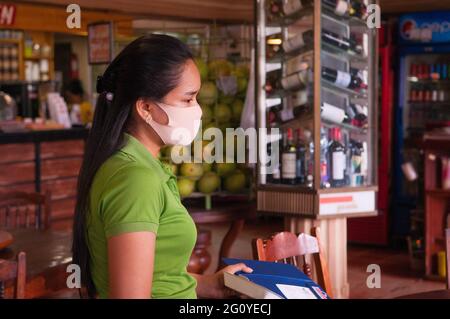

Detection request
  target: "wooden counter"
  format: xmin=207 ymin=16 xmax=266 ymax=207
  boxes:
xmin=0 ymin=128 xmax=88 ymax=227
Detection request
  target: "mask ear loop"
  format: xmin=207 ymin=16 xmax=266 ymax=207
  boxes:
xmin=144 ymin=112 xmax=152 ymax=124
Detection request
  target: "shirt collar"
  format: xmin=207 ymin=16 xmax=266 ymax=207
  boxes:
xmin=121 ymin=133 xmax=173 ymax=182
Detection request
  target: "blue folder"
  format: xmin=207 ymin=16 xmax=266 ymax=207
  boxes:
xmin=223 ymin=258 xmax=330 ymax=299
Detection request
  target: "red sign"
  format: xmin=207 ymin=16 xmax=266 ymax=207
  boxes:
xmin=0 ymin=4 xmax=16 ymax=26
xmin=88 ymin=22 xmax=114 ymax=64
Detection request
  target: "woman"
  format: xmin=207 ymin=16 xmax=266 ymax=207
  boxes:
xmin=72 ymin=34 xmax=251 ymax=299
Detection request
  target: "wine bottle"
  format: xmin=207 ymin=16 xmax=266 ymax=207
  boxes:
xmin=269 ymin=104 xmax=308 ymax=126
xmin=321 ymin=102 xmax=349 ymax=125
xmin=266 ymin=34 xmax=283 ymax=59
xmin=281 ymin=69 xmax=308 ymax=90
xmin=265 ymin=70 xmax=282 ymax=94
xmin=345 ymin=103 xmax=368 ymax=128
xmin=323 ymin=0 xmax=367 ymax=19
xmin=321 ymin=66 xmax=367 ymax=90
xmin=328 ymin=127 xmax=346 ymax=187
xmin=282 ymin=128 xmax=297 ymax=185
xmin=267 ymin=142 xmax=281 ymax=184
xmin=322 ymin=29 xmax=361 ymax=55
xmin=295 ymin=128 xmax=307 ymax=184
xmin=319 ymin=127 xmax=330 ymax=188
xmin=349 ymin=140 xmax=363 ymax=186
xmin=266 ymin=0 xmax=284 ymax=22
xmin=282 ymin=0 xmax=313 ymax=16
xmin=349 ymin=0 xmax=368 ymax=19
xmin=322 ymin=0 xmax=350 ymax=16
xmin=282 ymin=29 xmax=313 ymax=53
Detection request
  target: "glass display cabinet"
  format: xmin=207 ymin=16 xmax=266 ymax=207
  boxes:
xmin=255 ymin=0 xmax=378 ymax=218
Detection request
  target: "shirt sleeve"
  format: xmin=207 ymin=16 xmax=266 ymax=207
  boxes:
xmin=99 ymin=165 xmax=164 ymax=238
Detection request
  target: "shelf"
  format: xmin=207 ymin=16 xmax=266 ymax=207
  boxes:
xmin=267 ymin=47 xmax=313 ymax=64
xmin=321 ymin=118 xmax=368 ymax=133
xmin=321 ymin=79 xmax=368 ymax=98
xmin=425 ymin=189 xmax=450 ymax=197
xmin=321 ymin=42 xmax=367 ymax=63
xmin=408 ymin=101 xmax=450 ymax=108
xmin=321 ymin=8 xmax=367 ymax=27
xmin=266 ymin=6 xmax=314 ymax=27
xmin=24 ymin=56 xmax=53 ymax=61
xmin=408 ymin=77 xmax=450 ymax=85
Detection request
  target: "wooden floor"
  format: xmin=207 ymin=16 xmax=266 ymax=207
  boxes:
xmin=51 ymin=216 xmax=446 ymax=299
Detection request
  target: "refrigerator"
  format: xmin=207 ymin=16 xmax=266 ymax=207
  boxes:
xmin=393 ymin=11 xmax=450 ymax=242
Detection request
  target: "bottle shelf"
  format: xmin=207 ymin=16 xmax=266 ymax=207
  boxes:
xmin=321 ymin=42 xmax=367 ymax=63
xmin=267 ymin=47 xmax=313 ymax=64
xmin=321 ymin=118 xmax=368 ymax=133
xmin=266 ymin=6 xmax=314 ymax=27
xmin=256 ymin=0 xmax=377 ymax=217
xmin=321 ymin=79 xmax=368 ymax=98
xmin=321 ymin=8 xmax=367 ymax=28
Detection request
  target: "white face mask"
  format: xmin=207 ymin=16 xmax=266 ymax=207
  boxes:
xmin=144 ymin=101 xmax=202 ymax=146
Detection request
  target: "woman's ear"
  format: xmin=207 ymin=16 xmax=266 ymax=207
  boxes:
xmin=135 ymin=99 xmax=153 ymax=123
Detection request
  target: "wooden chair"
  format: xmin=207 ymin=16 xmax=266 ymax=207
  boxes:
xmin=446 ymin=228 xmax=450 ymax=289
xmin=253 ymin=227 xmax=333 ymax=298
xmin=0 ymin=191 xmax=51 ymax=229
xmin=0 ymin=252 xmax=26 ymax=299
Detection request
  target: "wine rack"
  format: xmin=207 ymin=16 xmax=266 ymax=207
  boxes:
xmin=255 ymin=0 xmax=378 ymax=217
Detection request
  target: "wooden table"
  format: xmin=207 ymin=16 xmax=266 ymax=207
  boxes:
xmin=0 ymin=228 xmax=72 ymax=298
xmin=0 ymin=230 xmax=13 ymax=250
xmin=187 ymin=200 xmax=257 ymax=273
xmin=396 ymin=289 xmax=450 ymax=299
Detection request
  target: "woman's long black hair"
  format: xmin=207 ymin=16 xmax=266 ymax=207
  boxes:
xmin=72 ymin=34 xmax=193 ymax=298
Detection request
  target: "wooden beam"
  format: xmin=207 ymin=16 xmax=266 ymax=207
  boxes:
xmin=16 ymin=0 xmax=254 ymax=23
xmin=7 ymin=2 xmax=133 ymax=36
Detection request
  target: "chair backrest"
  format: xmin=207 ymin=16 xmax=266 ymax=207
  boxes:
xmin=0 ymin=251 xmax=26 ymax=299
xmin=446 ymin=228 xmax=450 ymax=289
xmin=0 ymin=191 xmax=51 ymax=229
xmin=253 ymin=227 xmax=333 ymax=298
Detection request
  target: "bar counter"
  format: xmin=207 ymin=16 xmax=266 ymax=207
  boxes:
xmin=0 ymin=128 xmax=89 ymax=226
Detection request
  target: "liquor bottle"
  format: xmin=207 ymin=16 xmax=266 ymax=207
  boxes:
xmin=295 ymin=128 xmax=307 ymax=184
xmin=320 ymin=127 xmax=330 ymax=188
xmin=322 ymin=29 xmax=362 ymax=55
xmin=321 ymin=66 xmax=367 ymax=90
xmin=283 ymin=29 xmax=313 ymax=54
xmin=282 ymin=0 xmax=313 ymax=16
xmin=328 ymin=127 xmax=346 ymax=187
xmin=282 ymin=128 xmax=297 ymax=185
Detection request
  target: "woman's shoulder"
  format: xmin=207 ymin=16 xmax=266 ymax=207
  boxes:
xmin=93 ymin=151 xmax=163 ymax=196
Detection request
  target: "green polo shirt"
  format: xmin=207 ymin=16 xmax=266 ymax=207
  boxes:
xmin=86 ymin=133 xmax=197 ymax=299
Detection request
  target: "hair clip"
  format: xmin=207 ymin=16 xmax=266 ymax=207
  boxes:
xmin=106 ymin=92 xmax=114 ymax=101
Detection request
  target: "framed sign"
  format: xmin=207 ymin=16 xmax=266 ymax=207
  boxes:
xmin=88 ymin=21 xmax=113 ymax=64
